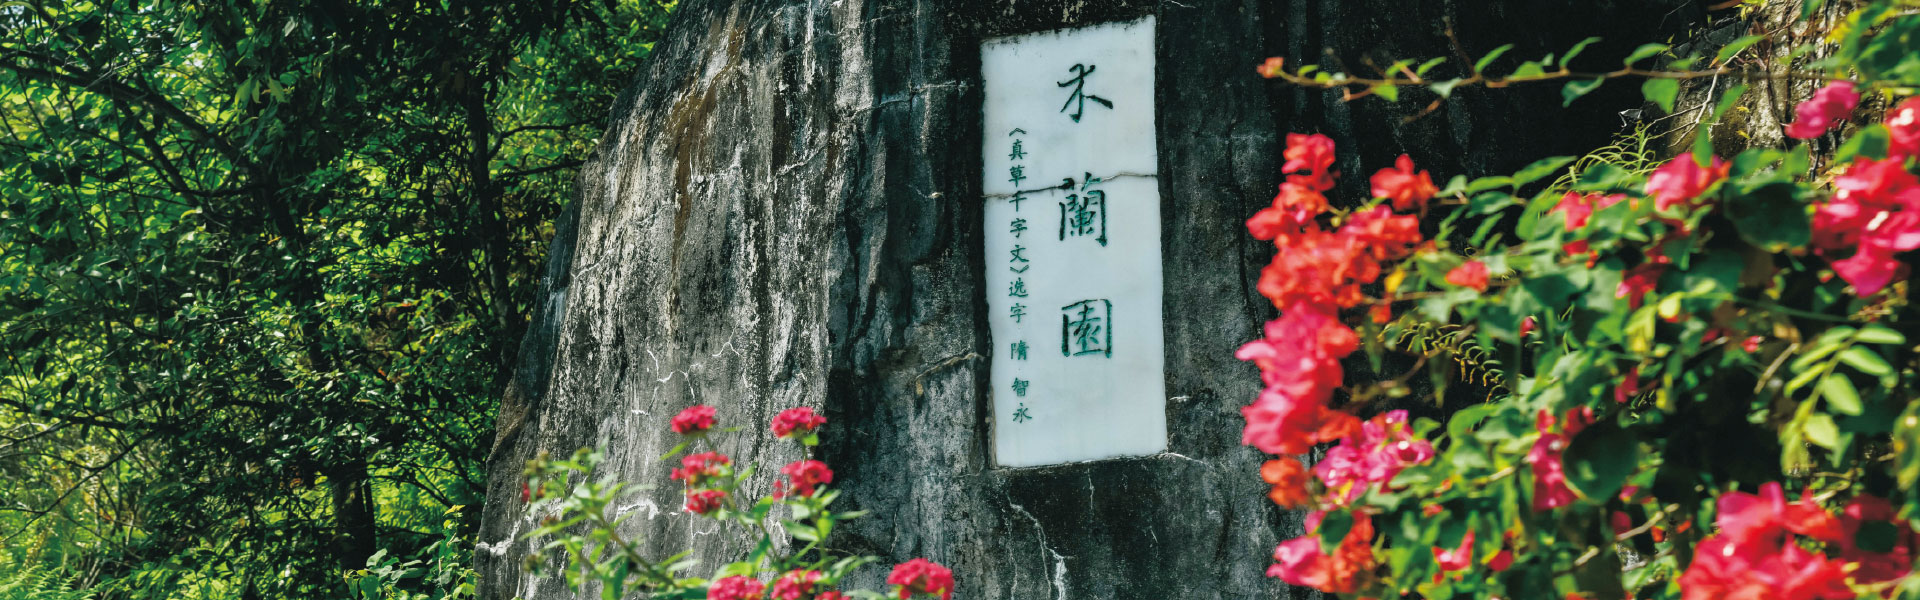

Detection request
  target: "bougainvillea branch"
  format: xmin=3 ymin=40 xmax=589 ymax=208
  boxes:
xmin=1238 ymin=2 xmax=1920 ymax=597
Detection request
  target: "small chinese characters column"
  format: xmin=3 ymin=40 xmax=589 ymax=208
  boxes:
xmin=981 ymin=17 xmax=1166 ymax=468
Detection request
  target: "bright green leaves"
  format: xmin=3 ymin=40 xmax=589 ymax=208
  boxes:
xmin=1641 ymin=78 xmax=1680 ymax=113
xmin=1512 ymin=156 xmax=1577 ymax=189
xmin=1622 ymin=43 xmax=1670 ymax=67
xmin=1562 ymin=78 xmax=1605 ymax=106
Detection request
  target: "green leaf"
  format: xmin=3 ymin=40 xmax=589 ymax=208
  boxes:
xmin=1642 ymin=78 xmax=1680 ymax=113
xmin=1430 ymin=78 xmax=1467 ymax=98
xmin=1855 ymin=325 xmax=1906 ymax=345
xmin=1836 ymin=125 xmax=1891 ymax=163
xmin=1805 ymin=413 xmax=1842 ymax=451
xmin=1512 ymin=156 xmax=1576 ymax=188
xmin=1820 ymin=374 xmax=1864 ymax=415
xmin=1622 ymin=43 xmax=1670 ymax=66
xmin=1318 ymin=510 xmax=1354 ymax=554
xmin=1563 ymin=423 xmax=1640 ymax=502
xmin=1513 ymin=61 xmax=1549 ymax=78
xmin=1711 ymin=84 xmax=1750 ymax=123
xmin=1714 ymin=35 xmax=1766 ymax=64
xmin=1574 ymin=163 xmax=1636 ymax=193
xmin=1725 ymin=183 xmax=1810 ymax=250
xmin=1562 ymin=37 xmax=1603 ymax=67
xmin=1416 ymin=57 xmax=1448 ymax=77
xmin=1858 ymin=521 xmax=1900 ymax=553
xmin=1373 ymin=83 xmax=1400 ymax=102
xmin=1839 ymin=346 xmax=1894 ymax=377
xmin=1475 ymin=44 xmax=1516 ymax=73
xmin=1563 ymin=78 xmax=1605 ymax=106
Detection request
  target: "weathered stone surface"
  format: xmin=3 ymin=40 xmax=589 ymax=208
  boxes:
xmin=476 ymin=1 xmax=1704 ymax=598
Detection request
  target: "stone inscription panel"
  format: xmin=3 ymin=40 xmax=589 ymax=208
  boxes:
xmin=982 ymin=17 xmax=1166 ymax=468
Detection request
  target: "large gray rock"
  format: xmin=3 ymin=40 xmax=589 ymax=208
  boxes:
xmin=475 ymin=1 xmax=1702 ymax=598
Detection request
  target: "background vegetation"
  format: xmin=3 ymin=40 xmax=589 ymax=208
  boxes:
xmin=0 ymin=1 xmax=673 ymax=597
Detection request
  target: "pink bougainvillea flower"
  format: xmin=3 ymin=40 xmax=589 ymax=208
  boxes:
xmin=1811 ymin=158 xmax=1920 ymax=295
xmin=887 ymin=559 xmax=954 ymax=600
xmin=1645 ymin=155 xmax=1729 ymax=211
xmin=1551 ymin=191 xmax=1627 ymax=257
xmin=1341 ymin=205 xmax=1422 ymax=260
xmin=770 ymin=407 xmax=827 ymax=439
xmin=684 ymin=489 xmax=728 ymax=515
xmin=1248 ymin=183 xmax=1331 ymax=242
xmin=1268 ymin=513 xmax=1375 ymax=593
xmin=670 ymin=452 xmax=733 ymax=487
xmin=1679 ymin=537 xmax=1853 ymax=600
xmin=775 ymin=460 xmax=833 ymax=498
xmin=707 ymin=575 xmax=767 ymax=600
xmin=1526 ymin=408 xmax=1591 ymax=511
xmin=1315 ymin=410 xmax=1434 ymax=504
xmin=671 ymin=405 xmax=718 ymax=434
xmin=1714 ymin=483 xmax=1843 ymax=548
xmin=1487 ymin=548 xmax=1515 ymax=572
xmin=1785 ymin=80 xmax=1861 ymax=139
xmin=1433 ymin=528 xmax=1476 ymax=573
xmin=1616 ymin=263 xmax=1667 ymax=309
xmin=1614 ymin=367 xmax=1641 ymax=404
xmin=1837 ymin=494 xmax=1920 ymax=584
xmin=815 ymin=593 xmax=848 ymax=600
xmin=1257 ymin=56 xmax=1287 ymax=78
xmin=1519 ymin=316 xmax=1537 ymax=338
xmin=1889 ymin=97 xmax=1920 ymax=160
xmin=1831 ymin=246 xmax=1908 ymax=296
xmin=1445 ymin=260 xmax=1490 ymax=292
xmin=1283 ymin=133 xmax=1338 ymax=192
xmin=1240 ymin=389 xmax=1354 ymax=455
xmin=769 ymin=570 xmax=823 ymax=600
xmin=1261 ymin=457 xmax=1312 ymax=508
xmin=1371 ymin=154 xmax=1439 ymax=211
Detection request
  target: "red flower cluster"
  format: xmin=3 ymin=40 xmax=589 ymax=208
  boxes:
xmin=670 ymin=452 xmax=733 ymax=487
xmin=1313 ymin=410 xmax=1435 ymax=505
xmin=1892 ymin=97 xmax=1920 ymax=159
xmin=775 ymin=460 xmax=833 ymax=498
xmin=1678 ymin=484 xmax=1853 ymax=600
xmin=685 ymin=489 xmax=727 ymax=515
xmin=1239 ymin=135 xmax=1428 ymax=459
xmin=708 ymin=575 xmax=766 ymax=600
xmin=1261 ymin=457 xmax=1312 ymax=508
xmin=886 ymin=559 xmax=954 ymax=600
xmin=1268 ymin=511 xmax=1376 ymax=594
xmin=1813 ymin=157 xmax=1920 ymax=295
xmin=1282 ymin=133 xmax=1337 ymax=191
xmin=771 ymin=407 xmax=827 ymax=439
xmin=1680 ymin=485 xmax=1920 ymax=598
xmin=1370 ymin=154 xmax=1439 ymax=211
xmin=1445 ymin=260 xmax=1489 ymax=292
xmin=1551 ymin=191 xmax=1626 ymax=260
xmin=770 ymin=570 xmax=823 ymax=600
xmin=1785 ymin=80 xmax=1861 ymax=139
xmin=1526 ymin=407 xmax=1593 ymax=512
xmin=672 ymin=405 xmax=718 ymax=434
xmin=1645 ymin=155 xmax=1729 ymax=212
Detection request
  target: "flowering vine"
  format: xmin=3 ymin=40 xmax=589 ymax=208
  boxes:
xmin=1239 ymin=11 xmax=1920 ymax=591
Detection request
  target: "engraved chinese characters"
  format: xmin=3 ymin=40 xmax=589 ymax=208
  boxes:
xmin=982 ymin=17 xmax=1167 ymax=468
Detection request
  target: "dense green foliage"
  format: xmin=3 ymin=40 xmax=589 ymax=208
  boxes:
xmin=0 ymin=0 xmax=671 ymax=597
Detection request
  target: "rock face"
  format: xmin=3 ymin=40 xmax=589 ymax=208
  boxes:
xmin=475 ymin=1 xmax=1702 ymax=598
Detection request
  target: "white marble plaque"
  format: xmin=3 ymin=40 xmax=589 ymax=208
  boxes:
xmin=982 ymin=17 xmax=1167 ymax=468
